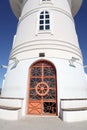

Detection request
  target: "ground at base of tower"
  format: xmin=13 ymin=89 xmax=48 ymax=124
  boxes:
xmin=0 ymin=117 xmax=87 ymax=130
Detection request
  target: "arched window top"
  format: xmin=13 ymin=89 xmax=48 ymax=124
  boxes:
xmin=41 ymin=11 xmax=44 ymax=14
xmin=39 ymin=11 xmax=50 ymax=31
xmin=42 ymin=0 xmax=51 ymax=1
xmin=40 ymin=11 xmax=49 ymax=14
xmin=42 ymin=0 xmax=51 ymax=2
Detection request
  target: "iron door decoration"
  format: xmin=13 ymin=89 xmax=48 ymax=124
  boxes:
xmin=28 ymin=60 xmax=57 ymax=115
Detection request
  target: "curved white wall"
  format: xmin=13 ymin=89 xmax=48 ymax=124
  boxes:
xmin=2 ymin=0 xmax=87 ymax=111
xmin=9 ymin=0 xmax=82 ymax=65
xmin=2 ymin=58 xmax=87 ymax=99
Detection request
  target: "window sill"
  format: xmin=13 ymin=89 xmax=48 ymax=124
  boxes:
xmin=36 ymin=30 xmax=53 ymax=35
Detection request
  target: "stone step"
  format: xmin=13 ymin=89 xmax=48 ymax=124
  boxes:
xmin=62 ymin=107 xmax=87 ymax=111
xmin=0 ymin=97 xmax=24 ymax=108
xmin=62 ymin=109 xmax=87 ymax=122
xmin=0 ymin=105 xmax=21 ymax=110
xmin=0 ymin=107 xmax=22 ymax=120
xmin=61 ymin=99 xmax=87 ymax=109
xmin=0 ymin=97 xmax=23 ymax=120
xmin=61 ymin=99 xmax=87 ymax=122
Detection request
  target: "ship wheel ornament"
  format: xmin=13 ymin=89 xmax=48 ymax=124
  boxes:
xmin=36 ymin=82 xmax=49 ymax=96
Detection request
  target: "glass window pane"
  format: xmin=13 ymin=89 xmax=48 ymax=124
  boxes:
xmin=40 ymin=15 xmax=44 ymax=19
xmin=41 ymin=11 xmax=44 ymax=14
xmin=40 ymin=26 xmax=44 ymax=30
xmin=45 ymin=20 xmax=49 ymax=24
xmin=45 ymin=25 xmax=50 ymax=30
xmin=40 ymin=20 xmax=44 ymax=24
xmin=45 ymin=11 xmax=48 ymax=14
xmin=45 ymin=15 xmax=49 ymax=18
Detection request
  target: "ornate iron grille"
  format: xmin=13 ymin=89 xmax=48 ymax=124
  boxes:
xmin=28 ymin=60 xmax=57 ymax=115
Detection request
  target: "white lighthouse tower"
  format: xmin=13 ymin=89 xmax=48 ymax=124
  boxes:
xmin=0 ymin=0 xmax=87 ymax=122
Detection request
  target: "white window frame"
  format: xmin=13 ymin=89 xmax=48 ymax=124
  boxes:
xmin=39 ymin=11 xmax=50 ymax=31
xmin=36 ymin=10 xmax=53 ymax=35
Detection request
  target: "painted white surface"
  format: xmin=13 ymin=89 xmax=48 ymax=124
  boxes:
xmin=61 ymin=100 xmax=87 ymax=109
xmin=63 ymin=111 xmax=87 ymax=122
xmin=1 ymin=0 xmax=87 ymax=121
xmin=9 ymin=0 xmax=83 ymax=18
xmin=10 ymin=0 xmax=82 ymax=64
xmin=1 ymin=58 xmax=87 ymax=98
xmin=0 ymin=109 xmax=22 ymax=120
xmin=0 ymin=98 xmax=23 ymax=107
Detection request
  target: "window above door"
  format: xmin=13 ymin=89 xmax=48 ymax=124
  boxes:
xmin=40 ymin=0 xmax=53 ymax=5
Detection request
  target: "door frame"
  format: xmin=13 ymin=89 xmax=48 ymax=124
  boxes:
xmin=27 ymin=59 xmax=58 ymax=116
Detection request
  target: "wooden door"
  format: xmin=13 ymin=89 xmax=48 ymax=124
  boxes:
xmin=27 ymin=60 xmax=57 ymax=115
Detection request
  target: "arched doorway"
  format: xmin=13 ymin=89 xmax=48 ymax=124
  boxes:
xmin=27 ymin=60 xmax=57 ymax=115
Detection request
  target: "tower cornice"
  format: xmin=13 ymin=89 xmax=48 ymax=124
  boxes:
xmin=9 ymin=0 xmax=83 ymax=18
xmin=70 ymin=0 xmax=83 ymax=16
xmin=9 ymin=0 xmax=27 ymax=18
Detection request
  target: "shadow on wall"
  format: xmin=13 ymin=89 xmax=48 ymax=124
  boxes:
xmin=0 ymin=88 xmax=2 ymax=95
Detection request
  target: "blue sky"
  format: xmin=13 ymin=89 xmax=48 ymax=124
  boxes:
xmin=0 ymin=0 xmax=87 ymax=87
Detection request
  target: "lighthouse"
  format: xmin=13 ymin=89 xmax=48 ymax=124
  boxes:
xmin=0 ymin=0 xmax=87 ymax=122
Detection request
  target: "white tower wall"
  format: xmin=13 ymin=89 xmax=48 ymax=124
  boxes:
xmin=1 ymin=0 xmax=87 ymax=122
xmin=2 ymin=0 xmax=87 ymax=98
xmin=11 ymin=0 xmax=81 ymax=61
